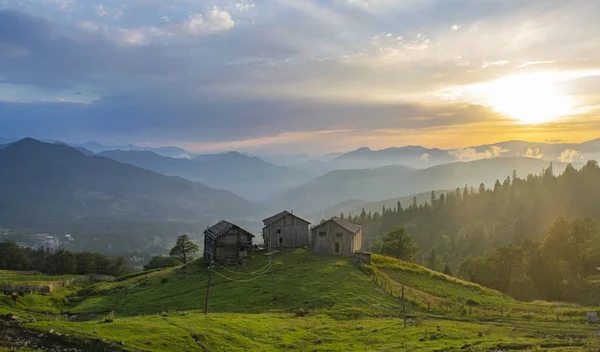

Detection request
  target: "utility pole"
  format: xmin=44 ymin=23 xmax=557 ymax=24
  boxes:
xmin=269 ymin=254 xmax=278 ymax=300
xmin=204 ymin=262 xmax=213 ymax=315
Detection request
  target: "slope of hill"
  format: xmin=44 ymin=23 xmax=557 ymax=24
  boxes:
xmin=1 ymin=250 xmax=597 ymax=351
xmin=272 ymin=157 xmax=572 ymax=214
xmin=99 ymin=150 xmax=313 ymax=201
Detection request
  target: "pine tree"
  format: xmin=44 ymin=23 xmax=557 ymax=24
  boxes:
xmin=443 ymin=264 xmax=452 ymax=276
xmin=428 ymin=248 xmax=437 ymax=270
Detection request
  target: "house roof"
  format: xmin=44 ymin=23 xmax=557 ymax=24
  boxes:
xmin=262 ymin=210 xmax=310 ymax=227
xmin=204 ymin=220 xmax=255 ymax=240
xmin=312 ymin=217 xmax=362 ymax=234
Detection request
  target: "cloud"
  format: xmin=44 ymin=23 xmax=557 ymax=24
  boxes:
xmin=346 ymin=0 xmax=375 ymax=8
xmin=419 ymin=153 xmax=431 ymax=162
xmin=451 ymin=24 xmax=462 ymax=31
xmin=481 ymin=60 xmax=509 ymax=68
xmin=45 ymin=0 xmax=77 ymax=12
xmin=558 ymin=149 xmax=585 ymax=163
xmin=94 ymin=5 xmax=125 ymax=20
xmin=233 ymin=3 xmax=256 ymax=12
xmin=518 ymin=60 xmax=555 ymax=68
xmin=524 ymin=148 xmax=544 ymax=159
xmin=77 ymin=21 xmax=99 ymax=33
xmin=449 ymin=145 xmax=508 ymax=162
xmin=181 ymin=8 xmax=235 ymax=35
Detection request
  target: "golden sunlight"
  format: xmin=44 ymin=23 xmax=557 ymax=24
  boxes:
xmin=479 ymin=73 xmax=574 ymax=124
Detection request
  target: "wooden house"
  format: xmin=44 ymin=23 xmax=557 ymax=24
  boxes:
xmin=310 ymin=217 xmax=362 ymax=256
xmin=203 ymin=220 xmax=254 ymax=264
xmin=262 ymin=211 xmax=310 ymax=252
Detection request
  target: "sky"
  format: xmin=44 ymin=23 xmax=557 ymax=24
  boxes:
xmin=1 ymin=0 xmax=600 ymax=154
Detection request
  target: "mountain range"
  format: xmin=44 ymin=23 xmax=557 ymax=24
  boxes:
xmin=97 ymin=150 xmax=313 ymax=201
xmin=0 ymin=136 xmax=598 ymax=253
xmin=0 ymin=138 xmax=266 ymax=233
xmin=73 ymin=141 xmax=194 ymax=158
xmin=271 ymin=157 xmax=575 ymax=214
xmin=0 ymin=138 xmax=195 ymax=158
xmin=306 ymin=138 xmax=600 ymax=171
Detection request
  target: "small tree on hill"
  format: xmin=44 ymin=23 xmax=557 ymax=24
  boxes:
xmin=443 ymin=264 xmax=452 ymax=276
xmin=169 ymin=234 xmax=198 ymax=264
xmin=379 ymin=227 xmax=419 ymax=261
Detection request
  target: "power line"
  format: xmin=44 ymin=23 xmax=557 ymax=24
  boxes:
xmin=213 ymin=261 xmax=271 ymax=276
xmin=211 ymin=266 xmax=270 ymax=282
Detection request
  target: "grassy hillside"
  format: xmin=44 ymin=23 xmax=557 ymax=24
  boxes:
xmin=1 ymin=250 xmax=599 ymax=351
xmin=69 ymin=250 xmax=398 ymax=318
xmin=0 ymin=270 xmax=74 ymax=284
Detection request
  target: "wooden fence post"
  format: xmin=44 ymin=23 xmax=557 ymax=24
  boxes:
xmin=402 ymin=285 xmax=406 ymax=328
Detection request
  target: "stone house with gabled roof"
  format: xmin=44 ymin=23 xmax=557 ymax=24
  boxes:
xmin=262 ymin=210 xmax=310 ymax=252
xmin=311 ymin=217 xmax=362 ymax=256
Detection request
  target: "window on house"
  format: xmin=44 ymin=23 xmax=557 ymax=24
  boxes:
xmin=335 ymin=242 xmax=340 ymax=253
xmin=336 ymin=233 xmax=343 ymax=238
xmin=276 ymin=229 xmax=281 ymax=234
xmin=279 ymin=237 xmax=283 ymax=244
xmin=319 ymin=231 xmax=326 ymax=237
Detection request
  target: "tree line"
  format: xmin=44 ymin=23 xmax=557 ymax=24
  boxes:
xmin=344 ymin=160 xmax=600 ymax=303
xmin=0 ymin=234 xmax=200 ymax=275
xmin=0 ymin=241 xmax=129 ymax=276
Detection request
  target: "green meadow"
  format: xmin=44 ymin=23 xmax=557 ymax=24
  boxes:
xmin=1 ymin=249 xmax=598 ymax=351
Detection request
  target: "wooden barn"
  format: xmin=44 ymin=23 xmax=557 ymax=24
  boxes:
xmin=262 ymin=211 xmax=310 ymax=252
xmin=203 ymin=220 xmax=254 ymax=264
xmin=311 ymin=217 xmax=362 ymax=256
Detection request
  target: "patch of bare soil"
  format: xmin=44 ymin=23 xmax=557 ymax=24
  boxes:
xmin=0 ymin=314 xmax=124 ymax=352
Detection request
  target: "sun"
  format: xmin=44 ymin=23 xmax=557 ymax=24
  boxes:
xmin=480 ymin=73 xmax=574 ymax=124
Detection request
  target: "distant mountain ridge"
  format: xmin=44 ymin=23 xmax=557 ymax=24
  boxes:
xmin=271 ymin=157 xmax=575 ymax=214
xmin=98 ymin=149 xmax=313 ymax=201
xmin=71 ymin=141 xmax=194 ymax=158
xmin=0 ymin=138 xmax=265 ymax=225
xmin=318 ymin=138 xmax=600 ymax=171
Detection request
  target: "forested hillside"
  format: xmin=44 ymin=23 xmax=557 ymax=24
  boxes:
xmin=344 ymin=161 xmax=600 ymax=303
xmin=273 ymin=157 xmax=571 ymax=213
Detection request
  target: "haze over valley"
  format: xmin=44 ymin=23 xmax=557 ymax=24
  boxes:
xmin=0 ymin=136 xmax=597 ymax=254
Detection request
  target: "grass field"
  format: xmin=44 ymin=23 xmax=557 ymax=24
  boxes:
xmin=0 ymin=270 xmax=74 ymax=285
xmin=1 ymin=249 xmax=599 ymax=351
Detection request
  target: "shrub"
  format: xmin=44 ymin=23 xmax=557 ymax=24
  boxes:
xmin=466 ymin=299 xmax=481 ymax=306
